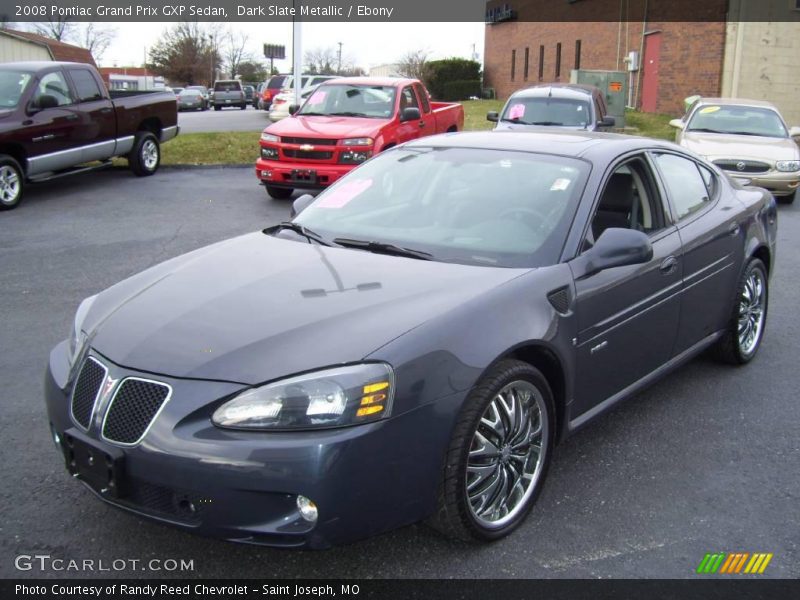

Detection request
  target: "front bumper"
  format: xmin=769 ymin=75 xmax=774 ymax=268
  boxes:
xmin=728 ymin=171 xmax=800 ymax=197
xmin=44 ymin=342 xmax=449 ymax=548
xmin=255 ymin=158 xmax=355 ymax=190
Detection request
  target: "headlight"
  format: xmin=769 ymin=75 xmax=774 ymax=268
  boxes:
xmin=339 ymin=150 xmax=372 ymax=164
xmin=261 ymin=132 xmax=280 ymax=143
xmin=776 ymin=160 xmax=800 ymax=172
xmin=68 ymin=295 xmax=96 ymax=366
xmin=342 ymin=138 xmax=373 ymax=146
xmin=212 ymin=363 xmax=394 ymax=430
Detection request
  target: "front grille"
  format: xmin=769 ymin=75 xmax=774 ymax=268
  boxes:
xmin=282 ymin=149 xmax=334 ymax=160
xmin=119 ymin=480 xmax=203 ymax=525
xmin=281 ymin=137 xmax=337 ymax=146
xmin=102 ymin=378 xmax=171 ymax=445
xmin=713 ymin=160 xmax=770 ymax=174
xmin=70 ymin=357 xmax=107 ymax=429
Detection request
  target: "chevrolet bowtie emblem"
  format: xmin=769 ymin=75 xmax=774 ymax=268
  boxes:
xmin=299 ymin=144 xmax=315 ymax=151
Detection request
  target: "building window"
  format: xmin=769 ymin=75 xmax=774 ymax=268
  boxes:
xmin=524 ymin=47 xmax=530 ymax=80
xmin=555 ymin=43 xmax=562 ymax=79
xmin=511 ymin=49 xmax=516 ymax=81
xmin=575 ymin=40 xmax=582 ymax=70
xmin=538 ymin=45 xmax=544 ymax=80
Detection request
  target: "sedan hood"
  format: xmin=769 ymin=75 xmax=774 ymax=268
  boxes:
xmin=86 ymin=233 xmax=525 ymax=385
xmin=265 ymin=115 xmax=390 ymax=139
xmin=681 ymin=131 xmax=800 ymax=162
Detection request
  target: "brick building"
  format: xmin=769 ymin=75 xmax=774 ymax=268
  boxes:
xmin=483 ymin=0 xmax=800 ymax=121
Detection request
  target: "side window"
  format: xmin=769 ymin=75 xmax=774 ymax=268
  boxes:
xmin=68 ymin=69 xmax=103 ymax=102
xmin=653 ymin=153 xmax=712 ymax=221
xmin=414 ymin=83 xmax=431 ymax=113
xmin=585 ymin=158 xmax=665 ymax=250
xmin=697 ymin=163 xmax=718 ymax=200
xmin=399 ymin=86 xmax=419 ymax=113
xmin=35 ymin=71 xmax=73 ymax=106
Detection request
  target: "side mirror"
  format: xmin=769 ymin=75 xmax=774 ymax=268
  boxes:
xmin=487 ymin=111 xmax=499 ymax=122
xmin=581 ymin=228 xmax=653 ymax=277
xmin=599 ymin=115 xmax=616 ymax=128
xmin=400 ymin=106 xmax=421 ymax=122
xmin=290 ymin=193 xmax=315 ymax=218
xmin=789 ymin=126 xmax=800 ymax=138
xmin=289 ymin=104 xmax=300 ymax=115
xmin=29 ymin=94 xmax=58 ymax=113
xmin=669 ymin=119 xmax=685 ymax=129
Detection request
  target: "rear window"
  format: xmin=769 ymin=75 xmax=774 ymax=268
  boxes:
xmin=214 ymin=81 xmax=242 ymax=92
xmin=267 ymin=76 xmax=287 ymax=89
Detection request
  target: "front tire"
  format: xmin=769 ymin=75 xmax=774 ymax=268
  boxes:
xmin=715 ymin=258 xmax=768 ymax=364
xmin=429 ymin=359 xmax=555 ymax=542
xmin=214 ymin=105 xmax=221 ymax=111
xmin=777 ymin=190 xmax=796 ymax=205
xmin=129 ymin=132 xmax=160 ymax=177
xmin=0 ymin=155 xmax=24 ymax=210
xmin=265 ymin=185 xmax=293 ymax=200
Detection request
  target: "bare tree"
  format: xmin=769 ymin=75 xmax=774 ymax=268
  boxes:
xmin=397 ymin=49 xmax=430 ymax=80
xmin=31 ymin=18 xmax=75 ymax=41
xmin=304 ymin=47 xmax=338 ymax=75
xmin=76 ymin=23 xmax=116 ymax=62
xmin=222 ymin=29 xmax=251 ymax=78
xmin=148 ymin=22 xmax=221 ymax=86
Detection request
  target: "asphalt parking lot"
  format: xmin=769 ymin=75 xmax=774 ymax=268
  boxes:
xmin=178 ymin=105 xmax=271 ymax=133
xmin=1 ymin=167 xmax=798 ymax=579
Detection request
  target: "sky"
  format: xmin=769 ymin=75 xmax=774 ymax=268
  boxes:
xmin=101 ymin=22 xmax=486 ymax=72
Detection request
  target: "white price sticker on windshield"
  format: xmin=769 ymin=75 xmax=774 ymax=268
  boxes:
xmin=550 ymin=178 xmax=571 ymax=191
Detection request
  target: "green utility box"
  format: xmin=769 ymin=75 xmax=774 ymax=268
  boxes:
xmin=570 ymin=69 xmax=628 ymax=129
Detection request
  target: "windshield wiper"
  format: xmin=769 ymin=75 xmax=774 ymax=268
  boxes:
xmin=329 ymin=111 xmax=371 ymax=117
xmin=266 ymin=222 xmax=332 ymax=246
xmin=501 ymin=117 xmax=531 ymax=124
xmin=687 ymin=127 xmax=726 ymax=134
xmin=725 ymin=131 xmax=768 ymax=137
xmin=298 ymin=111 xmax=326 ymax=116
xmin=530 ymin=121 xmax=564 ymax=126
xmin=332 ymin=238 xmax=433 ymax=260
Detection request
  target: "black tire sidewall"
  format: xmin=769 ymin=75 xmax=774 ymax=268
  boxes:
xmin=0 ymin=155 xmax=24 ymax=210
xmin=266 ymin=186 xmax=293 ymax=200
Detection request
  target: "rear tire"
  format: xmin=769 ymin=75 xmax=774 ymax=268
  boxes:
xmin=428 ymin=359 xmax=555 ymax=542
xmin=265 ymin=185 xmax=293 ymax=200
xmin=714 ymin=258 xmax=768 ymax=364
xmin=129 ymin=132 xmax=160 ymax=177
xmin=776 ymin=190 xmax=796 ymax=205
xmin=240 ymin=104 xmax=247 ymax=110
xmin=214 ymin=105 xmax=221 ymax=111
xmin=0 ymin=155 xmax=24 ymax=211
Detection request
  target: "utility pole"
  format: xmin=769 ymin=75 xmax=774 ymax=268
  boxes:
xmin=337 ymin=42 xmax=343 ymax=75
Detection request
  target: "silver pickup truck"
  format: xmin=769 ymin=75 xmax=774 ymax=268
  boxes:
xmin=212 ymin=80 xmax=246 ymax=111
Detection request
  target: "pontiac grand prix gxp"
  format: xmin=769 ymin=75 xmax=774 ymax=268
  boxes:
xmin=45 ymin=131 xmax=777 ymax=548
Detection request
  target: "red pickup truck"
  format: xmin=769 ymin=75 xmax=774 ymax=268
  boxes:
xmin=255 ymin=77 xmax=464 ymax=198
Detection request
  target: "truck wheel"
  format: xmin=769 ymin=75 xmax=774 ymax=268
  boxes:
xmin=0 ymin=155 xmax=24 ymax=211
xmin=266 ymin=186 xmax=293 ymax=200
xmin=240 ymin=104 xmax=247 ymax=110
xmin=214 ymin=105 xmax=222 ymax=111
xmin=129 ymin=132 xmax=160 ymax=177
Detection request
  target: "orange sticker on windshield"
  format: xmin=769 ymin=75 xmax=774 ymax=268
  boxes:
xmin=316 ymin=179 xmax=372 ymax=208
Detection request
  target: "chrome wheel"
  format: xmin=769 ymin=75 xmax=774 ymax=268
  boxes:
xmin=738 ymin=268 xmax=766 ymax=356
xmin=466 ymin=380 xmax=548 ymax=528
xmin=141 ymin=140 xmax=159 ymax=171
xmin=0 ymin=165 xmax=21 ymax=205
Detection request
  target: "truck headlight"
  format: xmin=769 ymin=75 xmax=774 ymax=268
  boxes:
xmin=261 ymin=133 xmax=280 ymax=143
xmin=212 ymin=363 xmax=394 ymax=430
xmin=341 ymin=138 xmax=373 ymax=146
xmin=776 ymin=160 xmax=800 ymax=172
xmin=68 ymin=295 xmax=97 ymax=366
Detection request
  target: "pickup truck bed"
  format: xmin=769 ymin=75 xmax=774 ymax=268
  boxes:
xmin=0 ymin=61 xmax=179 ymax=210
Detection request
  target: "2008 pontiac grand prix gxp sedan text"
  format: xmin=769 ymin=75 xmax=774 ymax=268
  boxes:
xmin=45 ymin=131 xmax=777 ymax=548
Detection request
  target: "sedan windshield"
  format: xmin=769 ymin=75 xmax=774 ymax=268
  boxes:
xmin=292 ymin=147 xmax=589 ymax=267
xmin=687 ymin=105 xmax=788 ymax=138
xmin=297 ymin=84 xmax=397 ymax=119
xmin=0 ymin=70 xmax=33 ymax=109
xmin=502 ymin=97 xmax=592 ymax=127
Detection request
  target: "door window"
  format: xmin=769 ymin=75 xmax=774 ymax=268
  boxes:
xmin=399 ymin=86 xmax=420 ymax=113
xmin=414 ymin=83 xmax=431 ymax=113
xmin=35 ymin=71 xmax=73 ymax=106
xmin=68 ymin=69 xmax=103 ymax=102
xmin=653 ymin=153 xmax=712 ymax=220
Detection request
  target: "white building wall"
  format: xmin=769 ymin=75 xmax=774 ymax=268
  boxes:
xmin=0 ymin=36 xmax=51 ymax=62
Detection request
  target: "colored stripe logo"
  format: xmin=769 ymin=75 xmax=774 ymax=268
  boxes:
xmin=696 ymin=552 xmax=773 ymax=574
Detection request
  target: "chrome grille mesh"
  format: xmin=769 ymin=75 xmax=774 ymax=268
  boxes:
xmin=70 ymin=357 xmax=106 ymax=429
xmin=102 ymin=379 xmax=170 ymax=445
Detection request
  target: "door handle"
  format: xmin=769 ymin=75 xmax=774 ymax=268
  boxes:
xmin=418 ymin=120 xmax=426 ymax=128
xmin=659 ymin=256 xmax=678 ymax=275
xmin=65 ymin=114 xmax=79 ymax=121
xmin=100 ymin=107 xmax=112 ymax=114
xmin=728 ymin=222 xmax=740 ymax=236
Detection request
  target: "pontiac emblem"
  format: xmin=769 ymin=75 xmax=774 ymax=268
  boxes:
xmin=100 ymin=376 xmax=119 ymax=400
xmin=736 ymin=161 xmax=746 ymax=171
xmin=299 ymin=144 xmax=315 ymax=151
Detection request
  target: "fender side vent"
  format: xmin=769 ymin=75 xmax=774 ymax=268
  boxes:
xmin=547 ymin=287 xmax=571 ymax=315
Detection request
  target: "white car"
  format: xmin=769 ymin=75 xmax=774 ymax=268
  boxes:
xmin=268 ymin=87 xmax=316 ymax=122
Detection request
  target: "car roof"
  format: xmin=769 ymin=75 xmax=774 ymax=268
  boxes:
xmin=693 ymin=97 xmax=779 ymax=110
xmin=509 ymin=83 xmax=601 ymax=100
xmin=0 ymin=61 xmax=94 ymax=71
xmin=402 ymin=130 xmax=679 ymax=161
xmin=320 ymin=76 xmax=418 ymax=87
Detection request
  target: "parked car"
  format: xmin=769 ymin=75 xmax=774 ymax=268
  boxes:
xmin=258 ymin=74 xmax=288 ymax=110
xmin=171 ymin=87 xmax=184 ymax=95
xmin=0 ymin=61 xmax=179 ymax=210
xmin=177 ymin=89 xmax=207 ymax=111
xmin=253 ymin=82 xmax=265 ymax=108
xmin=243 ymin=85 xmax=255 ymax=105
xmin=670 ymin=97 xmax=800 ymax=204
xmin=186 ymin=85 xmax=210 ymax=105
xmin=256 ymin=77 xmax=464 ymax=199
xmin=45 ymin=130 xmax=776 ymax=548
xmin=488 ymin=83 xmax=615 ymax=131
xmin=268 ymin=86 xmax=315 ymax=122
xmin=212 ymin=79 xmax=246 ymax=111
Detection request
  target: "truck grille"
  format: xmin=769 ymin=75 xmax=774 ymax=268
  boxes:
xmin=102 ymin=378 xmax=171 ymax=445
xmin=281 ymin=137 xmax=337 ymax=146
xmin=283 ymin=149 xmax=334 ymax=160
xmin=713 ymin=160 xmax=770 ymax=174
xmin=70 ymin=357 xmax=107 ymax=429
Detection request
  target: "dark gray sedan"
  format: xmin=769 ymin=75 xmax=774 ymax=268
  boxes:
xmin=177 ymin=89 xmax=207 ymax=111
xmin=44 ymin=131 xmax=777 ymax=548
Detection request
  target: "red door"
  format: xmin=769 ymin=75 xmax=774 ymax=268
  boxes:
xmin=641 ymin=32 xmax=662 ymax=113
